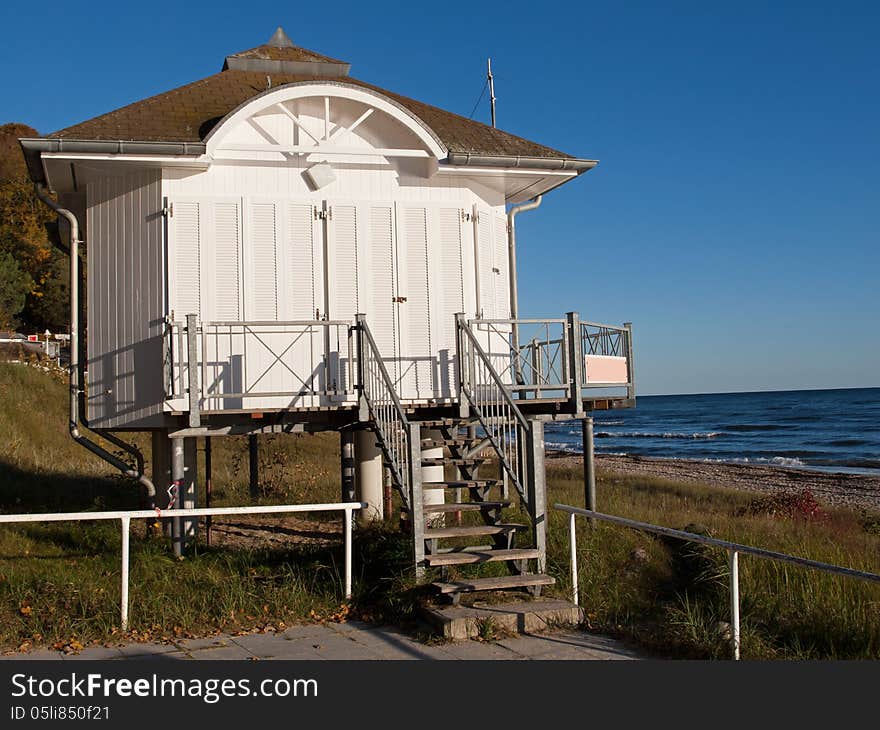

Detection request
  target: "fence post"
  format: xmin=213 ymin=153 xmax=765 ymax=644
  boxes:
xmin=582 ymin=415 xmax=596 ymax=520
xmin=455 ymin=313 xmax=470 ymax=419
xmin=566 ymin=312 xmax=584 ymax=417
xmin=355 ymin=314 xmax=369 ymax=422
xmin=344 ymin=507 xmax=353 ymax=600
xmin=569 ymin=512 xmax=579 ymax=606
xmin=120 ymin=516 xmax=130 ymax=631
xmin=527 ymin=420 xmax=547 ymax=573
xmin=730 ymin=548 xmax=741 ymax=660
xmin=409 ymin=422 xmax=425 ymax=577
xmin=186 ymin=314 xmax=200 ymax=428
xmin=624 ymin=321 xmax=635 ymax=402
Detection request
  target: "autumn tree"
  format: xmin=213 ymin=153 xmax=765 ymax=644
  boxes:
xmin=0 ymin=123 xmax=69 ymax=331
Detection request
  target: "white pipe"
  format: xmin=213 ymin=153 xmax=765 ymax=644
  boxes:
xmin=507 ymin=195 xmax=542 ymax=323
xmin=120 ymin=516 xmax=130 ymax=631
xmin=730 ymin=549 xmax=740 ymax=660
xmin=569 ymin=511 xmax=579 ymax=606
xmin=33 ymin=184 xmax=156 ymax=505
xmin=344 ymin=510 xmax=353 ymax=599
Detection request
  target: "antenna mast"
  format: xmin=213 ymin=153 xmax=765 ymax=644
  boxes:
xmin=487 ymin=58 xmax=496 ymax=128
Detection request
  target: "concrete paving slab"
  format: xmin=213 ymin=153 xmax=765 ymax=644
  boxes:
xmin=62 ymin=647 xmax=124 ymax=661
xmin=423 ymin=599 xmax=584 ymax=640
xmin=174 ymin=636 xmax=232 ymax=651
xmin=117 ymin=643 xmax=180 ymax=657
xmin=188 ymin=644 xmax=254 ymax=660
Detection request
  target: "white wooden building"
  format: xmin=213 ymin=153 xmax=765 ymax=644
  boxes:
xmin=22 ymin=29 xmax=634 ymax=591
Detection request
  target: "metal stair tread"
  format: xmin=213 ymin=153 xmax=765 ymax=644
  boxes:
xmin=431 ymin=573 xmax=555 ymax=594
xmin=424 ymin=523 xmax=524 ymax=539
xmin=420 ymin=457 xmax=487 ymax=467
xmin=424 ymin=548 xmax=540 ymax=566
xmin=425 ymin=501 xmax=510 ymax=513
xmin=422 ymin=480 xmax=499 ymax=488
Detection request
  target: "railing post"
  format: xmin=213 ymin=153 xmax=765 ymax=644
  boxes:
xmin=120 ymin=516 xmax=130 ymax=632
xmin=186 ymin=314 xmax=200 ymax=428
xmin=355 ymin=314 xmax=369 ymax=422
xmin=408 ymin=422 xmax=425 ymax=577
xmin=569 ymin=511 xmax=579 ymax=606
xmin=730 ymin=548 xmax=741 ymax=660
xmin=455 ymin=313 xmax=470 ymax=419
xmin=566 ymin=312 xmax=584 ymax=417
xmin=624 ymin=321 xmax=635 ymax=402
xmin=526 ymin=419 xmax=547 ymax=573
xmin=344 ymin=506 xmax=353 ymax=600
xmin=582 ymin=415 xmax=596 ymax=520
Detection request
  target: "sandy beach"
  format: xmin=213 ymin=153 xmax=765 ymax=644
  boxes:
xmin=547 ymin=452 xmax=880 ymax=512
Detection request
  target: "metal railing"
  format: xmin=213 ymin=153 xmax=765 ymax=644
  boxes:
xmin=555 ymin=503 xmax=880 ymax=660
xmin=0 ymin=502 xmax=365 ymax=632
xmin=355 ymin=315 xmax=419 ymax=514
xmin=578 ymin=319 xmax=635 ymax=397
xmin=165 ymin=317 xmax=354 ymax=408
xmin=456 ymin=314 xmax=530 ymax=506
xmin=470 ymin=318 xmax=570 ymax=399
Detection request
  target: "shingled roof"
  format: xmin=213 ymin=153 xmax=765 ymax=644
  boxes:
xmin=42 ymin=29 xmax=579 ymax=162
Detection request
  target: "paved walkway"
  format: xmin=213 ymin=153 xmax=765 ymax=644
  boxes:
xmin=2 ymin=622 xmax=642 ymax=661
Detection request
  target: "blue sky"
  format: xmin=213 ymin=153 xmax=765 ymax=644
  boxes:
xmin=2 ymin=1 xmax=877 ymax=395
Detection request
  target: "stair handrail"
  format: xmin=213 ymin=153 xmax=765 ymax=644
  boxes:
xmin=354 ymin=314 xmax=416 ymax=511
xmin=455 ymin=314 xmax=531 ymax=505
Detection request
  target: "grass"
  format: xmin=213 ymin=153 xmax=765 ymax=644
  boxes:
xmin=1 ymin=358 xmax=879 ymax=658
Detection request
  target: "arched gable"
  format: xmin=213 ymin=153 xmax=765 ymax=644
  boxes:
xmin=204 ymin=82 xmax=447 ymax=173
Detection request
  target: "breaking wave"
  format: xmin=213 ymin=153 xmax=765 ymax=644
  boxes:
xmin=595 ymin=431 xmax=721 ymax=440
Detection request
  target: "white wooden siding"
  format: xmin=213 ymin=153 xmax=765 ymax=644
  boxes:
xmin=86 ymin=170 xmax=165 ymax=427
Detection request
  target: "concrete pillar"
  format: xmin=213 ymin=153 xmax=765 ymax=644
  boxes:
xmin=355 ymin=429 xmax=383 ymax=522
xmin=422 ymin=429 xmax=446 ymax=524
xmin=340 ymin=430 xmax=356 ymax=502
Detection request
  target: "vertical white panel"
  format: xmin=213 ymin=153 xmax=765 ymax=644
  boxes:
xmin=285 ymin=202 xmax=319 ymax=404
xmin=367 ymin=205 xmax=398 ymax=381
xmin=475 ymin=206 xmax=495 ymax=319
xmin=248 ymin=201 xmax=278 ymax=320
xmin=211 ymin=202 xmax=241 ymax=320
xmin=435 ymin=206 xmax=465 ymax=397
xmin=171 ymin=201 xmax=201 ymax=318
xmin=327 ymin=204 xmax=359 ymax=320
xmin=493 ymin=214 xmax=509 ymax=319
xmin=397 ymin=204 xmax=432 ymax=398
xmin=286 ymin=202 xmax=317 ymax=319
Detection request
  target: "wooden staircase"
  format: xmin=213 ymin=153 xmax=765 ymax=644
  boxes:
xmin=415 ymin=416 xmax=554 ymax=604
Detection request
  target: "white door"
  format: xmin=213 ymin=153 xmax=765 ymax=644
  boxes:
xmin=395 ymin=203 xmax=434 ymax=400
xmin=168 ymin=197 xmax=244 ymax=409
xmin=473 ymin=205 xmax=512 ymax=382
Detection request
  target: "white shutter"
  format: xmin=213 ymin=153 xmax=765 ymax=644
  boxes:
xmin=367 ymin=205 xmax=398 ymax=379
xmin=171 ymin=201 xmax=201 ymax=318
xmin=286 ymin=202 xmax=317 ymax=319
xmin=328 ymin=204 xmax=359 ymax=320
xmin=211 ymin=202 xmax=241 ymax=320
xmin=475 ymin=207 xmax=494 ymax=319
xmin=398 ymin=205 xmax=432 ymax=397
xmin=436 ymin=206 xmax=464 ymax=396
xmin=248 ymin=202 xmax=278 ymax=320
xmin=493 ymin=214 xmax=509 ymax=319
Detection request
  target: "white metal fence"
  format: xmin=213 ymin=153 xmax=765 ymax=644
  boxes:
xmin=0 ymin=502 xmax=365 ymax=632
xmin=554 ymin=503 xmax=880 ymax=660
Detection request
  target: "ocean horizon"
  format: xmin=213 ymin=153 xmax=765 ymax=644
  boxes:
xmin=545 ymin=386 xmax=880 ymax=476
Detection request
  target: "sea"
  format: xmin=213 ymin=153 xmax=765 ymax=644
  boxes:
xmin=544 ymin=387 xmax=880 ymax=476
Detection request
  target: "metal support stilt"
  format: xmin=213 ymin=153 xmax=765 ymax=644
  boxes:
xmin=171 ymin=437 xmax=184 ymax=557
xmin=582 ymin=415 xmax=596 ymax=521
xmin=248 ymin=434 xmax=259 ymax=501
xmin=341 ymin=430 xmax=356 ymax=502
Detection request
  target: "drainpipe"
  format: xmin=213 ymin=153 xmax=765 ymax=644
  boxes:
xmin=34 ymin=183 xmax=157 ymax=507
xmin=508 ymin=195 xmax=542 ymax=381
